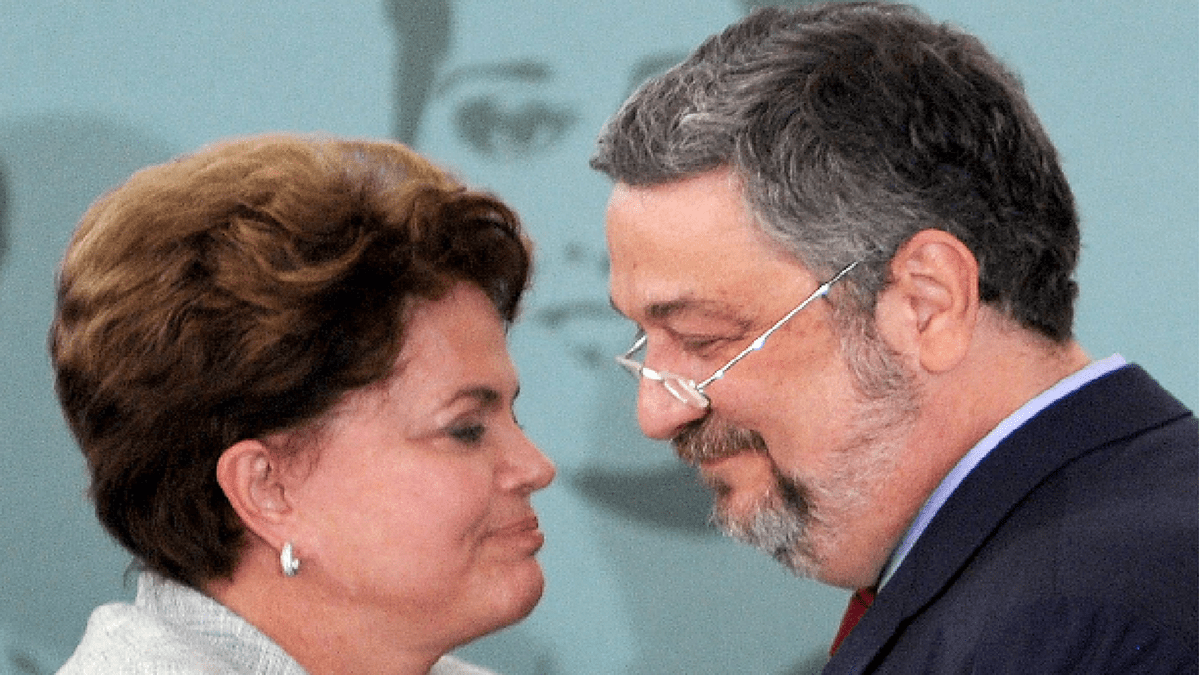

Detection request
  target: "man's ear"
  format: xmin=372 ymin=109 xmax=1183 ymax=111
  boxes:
xmin=216 ymin=439 xmax=296 ymax=549
xmin=874 ymin=229 xmax=979 ymax=374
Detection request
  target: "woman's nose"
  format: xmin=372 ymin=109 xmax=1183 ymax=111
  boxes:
xmin=507 ymin=430 xmax=557 ymax=492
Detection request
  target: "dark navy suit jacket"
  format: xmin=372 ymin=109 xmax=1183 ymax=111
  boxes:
xmin=824 ymin=365 xmax=1198 ymax=674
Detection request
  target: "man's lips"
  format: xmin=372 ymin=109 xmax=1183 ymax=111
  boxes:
xmin=672 ymin=416 xmax=769 ymax=465
xmin=698 ymin=453 xmax=775 ymax=484
xmin=697 ymin=453 xmax=779 ymax=514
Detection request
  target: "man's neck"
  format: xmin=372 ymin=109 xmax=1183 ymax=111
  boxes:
xmin=855 ymin=315 xmax=1092 ymax=588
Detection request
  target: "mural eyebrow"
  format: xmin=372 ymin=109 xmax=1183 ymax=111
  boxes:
xmin=435 ymin=60 xmax=552 ymax=96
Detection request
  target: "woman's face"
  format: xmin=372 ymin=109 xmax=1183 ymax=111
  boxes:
xmin=286 ymin=282 xmax=556 ymax=648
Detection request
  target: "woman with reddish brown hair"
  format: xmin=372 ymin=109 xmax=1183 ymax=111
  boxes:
xmin=51 ymin=133 xmax=555 ymax=675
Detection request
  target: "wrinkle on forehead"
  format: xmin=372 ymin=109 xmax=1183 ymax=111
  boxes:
xmin=605 ymin=170 xmax=814 ymax=332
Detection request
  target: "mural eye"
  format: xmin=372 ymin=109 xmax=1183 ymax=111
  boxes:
xmin=453 ymin=96 xmax=577 ymax=160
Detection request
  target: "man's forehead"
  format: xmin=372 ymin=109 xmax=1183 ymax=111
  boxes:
xmin=605 ymin=171 xmax=815 ymax=321
xmin=606 ymin=175 xmax=749 ymax=253
xmin=609 ymin=277 xmax=756 ymax=329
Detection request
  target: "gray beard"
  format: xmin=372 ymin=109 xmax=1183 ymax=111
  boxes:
xmin=710 ymin=466 xmax=823 ymax=578
xmin=673 ymin=416 xmax=823 ymax=577
xmin=670 ymin=321 xmax=920 ymax=579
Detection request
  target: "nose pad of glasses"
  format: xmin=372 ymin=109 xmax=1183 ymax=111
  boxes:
xmin=636 ymin=384 xmax=706 ymax=441
xmin=623 ymin=359 xmax=710 ymax=410
xmin=662 ymin=379 xmax=711 ymax=409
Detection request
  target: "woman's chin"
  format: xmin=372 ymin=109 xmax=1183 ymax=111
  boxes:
xmin=494 ymin=561 xmax=546 ymax=626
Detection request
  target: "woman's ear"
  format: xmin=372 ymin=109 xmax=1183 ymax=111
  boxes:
xmin=216 ymin=439 xmax=295 ymax=548
xmin=874 ymin=229 xmax=980 ymax=374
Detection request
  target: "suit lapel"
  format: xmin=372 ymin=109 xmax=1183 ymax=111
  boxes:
xmin=823 ymin=365 xmax=1189 ymax=673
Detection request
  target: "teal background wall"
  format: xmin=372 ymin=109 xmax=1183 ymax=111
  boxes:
xmin=1 ymin=2 xmax=1195 ymax=673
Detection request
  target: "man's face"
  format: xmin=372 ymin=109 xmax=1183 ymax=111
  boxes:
xmin=606 ymin=170 xmax=920 ymax=588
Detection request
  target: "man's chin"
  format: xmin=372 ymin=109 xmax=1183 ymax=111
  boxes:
xmin=712 ymin=503 xmax=820 ymax=578
xmin=699 ymin=459 xmax=823 ymax=579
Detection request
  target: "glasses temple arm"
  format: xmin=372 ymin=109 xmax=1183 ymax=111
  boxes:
xmin=696 ymin=260 xmax=860 ymax=390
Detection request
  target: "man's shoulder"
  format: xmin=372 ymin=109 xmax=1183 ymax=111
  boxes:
xmin=1043 ymin=362 xmax=1196 ymax=456
xmin=954 ymin=369 xmax=1196 ymax=606
xmin=874 ymin=367 xmax=1197 ymax=670
xmin=999 ymin=363 xmax=1196 ymax=552
xmin=969 ymin=362 xmax=1195 ymax=542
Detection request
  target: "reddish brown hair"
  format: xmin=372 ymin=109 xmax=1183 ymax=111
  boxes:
xmin=50 ymin=134 xmax=531 ymax=589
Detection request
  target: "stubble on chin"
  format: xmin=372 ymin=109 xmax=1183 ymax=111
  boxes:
xmin=666 ymin=319 xmax=922 ymax=583
xmin=712 ymin=466 xmax=826 ymax=578
xmin=672 ymin=416 xmax=825 ymax=577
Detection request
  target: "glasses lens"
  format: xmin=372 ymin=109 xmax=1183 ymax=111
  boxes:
xmin=663 ymin=378 xmax=709 ymax=409
xmin=615 ymin=355 xmax=641 ymax=379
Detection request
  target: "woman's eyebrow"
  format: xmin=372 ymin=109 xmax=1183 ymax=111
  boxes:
xmin=448 ymin=386 xmax=502 ymax=408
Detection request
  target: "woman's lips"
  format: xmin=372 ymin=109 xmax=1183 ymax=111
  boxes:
xmin=491 ymin=515 xmax=545 ymax=554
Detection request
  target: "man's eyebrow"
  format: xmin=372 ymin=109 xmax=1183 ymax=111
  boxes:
xmin=611 ymin=295 xmax=750 ymax=326
xmin=435 ymin=60 xmax=552 ymax=96
xmin=646 ymin=298 xmax=702 ymax=322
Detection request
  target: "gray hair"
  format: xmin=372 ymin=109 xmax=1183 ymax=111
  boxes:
xmin=592 ymin=2 xmax=1079 ymax=340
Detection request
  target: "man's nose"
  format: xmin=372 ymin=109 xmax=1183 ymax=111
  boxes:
xmin=636 ymin=377 xmax=708 ymax=441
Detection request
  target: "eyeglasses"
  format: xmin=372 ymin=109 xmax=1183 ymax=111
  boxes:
xmin=615 ymin=260 xmax=861 ymax=410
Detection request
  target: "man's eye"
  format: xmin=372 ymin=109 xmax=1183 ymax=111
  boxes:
xmin=453 ymin=96 xmax=577 ymax=160
xmin=678 ymin=335 xmax=725 ymax=353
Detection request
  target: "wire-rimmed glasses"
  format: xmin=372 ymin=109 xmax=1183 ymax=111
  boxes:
xmin=615 ymin=260 xmax=861 ymax=410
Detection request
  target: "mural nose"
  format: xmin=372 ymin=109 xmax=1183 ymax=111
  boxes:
xmin=563 ymin=241 xmax=610 ymax=277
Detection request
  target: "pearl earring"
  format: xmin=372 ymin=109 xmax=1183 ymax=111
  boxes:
xmin=280 ymin=542 xmax=301 ymax=577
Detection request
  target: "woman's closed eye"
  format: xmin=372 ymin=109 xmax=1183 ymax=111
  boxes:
xmin=447 ymin=422 xmax=487 ymax=446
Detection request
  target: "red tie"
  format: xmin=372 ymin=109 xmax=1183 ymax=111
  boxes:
xmin=830 ymin=587 xmax=877 ymax=655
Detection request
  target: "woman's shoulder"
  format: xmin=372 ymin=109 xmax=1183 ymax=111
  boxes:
xmin=55 ymin=597 xmax=222 ymax=675
xmin=55 ymin=574 xmax=302 ymax=675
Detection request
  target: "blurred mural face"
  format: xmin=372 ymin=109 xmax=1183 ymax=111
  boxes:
xmin=395 ymin=0 xmax=742 ymax=376
xmin=0 ymin=161 xmax=9 ymax=275
xmin=386 ymin=4 xmax=852 ymax=674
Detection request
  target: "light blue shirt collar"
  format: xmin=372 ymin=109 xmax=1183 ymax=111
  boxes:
xmin=877 ymin=354 xmax=1127 ymax=588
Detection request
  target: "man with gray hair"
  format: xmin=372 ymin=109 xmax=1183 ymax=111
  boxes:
xmin=593 ymin=2 xmax=1196 ymax=672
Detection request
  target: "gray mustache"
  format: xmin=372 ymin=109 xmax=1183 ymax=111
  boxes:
xmin=672 ymin=416 xmax=768 ymax=464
